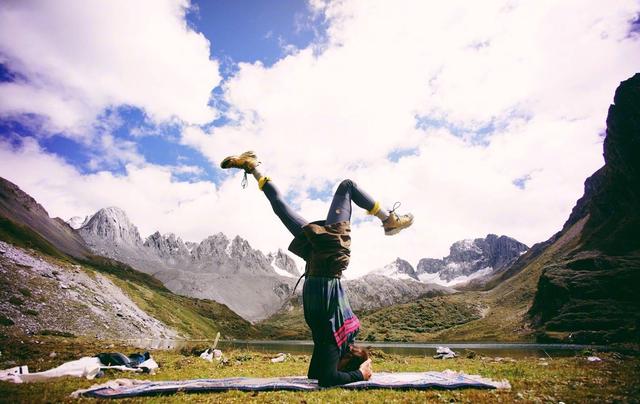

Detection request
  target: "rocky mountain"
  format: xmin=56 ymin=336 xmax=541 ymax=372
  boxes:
xmin=0 ymin=240 xmax=176 ymax=339
xmin=77 ymin=207 xmax=456 ymax=322
xmin=0 ymin=179 xmax=256 ymax=340
xmin=373 ymin=258 xmax=420 ymax=281
xmin=75 ymin=206 xmax=300 ymax=322
xmin=66 ymin=215 xmax=91 ymax=230
xmin=0 ymin=178 xmax=91 ymax=259
xmin=443 ymin=74 xmax=640 ymax=344
xmin=267 ymin=249 xmax=300 ymax=277
xmin=415 ymin=234 xmax=528 ymax=286
xmin=81 ymin=207 xmax=143 ymax=248
xmin=524 ymin=74 xmax=640 ymax=343
xmin=343 ymin=274 xmax=452 ymax=311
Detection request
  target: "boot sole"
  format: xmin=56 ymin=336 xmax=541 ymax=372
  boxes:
xmin=384 ymin=219 xmax=414 ymax=236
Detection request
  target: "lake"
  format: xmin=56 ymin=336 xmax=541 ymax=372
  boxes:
xmin=126 ymin=339 xmax=608 ymax=358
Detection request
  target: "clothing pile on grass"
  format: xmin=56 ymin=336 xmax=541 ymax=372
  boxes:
xmin=0 ymin=352 xmax=157 ymax=383
xmin=200 ymin=348 xmax=222 ymax=362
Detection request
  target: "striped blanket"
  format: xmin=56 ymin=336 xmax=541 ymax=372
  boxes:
xmin=72 ymin=371 xmax=511 ymax=398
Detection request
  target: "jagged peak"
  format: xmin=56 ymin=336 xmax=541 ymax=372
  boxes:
xmin=80 ymin=206 xmax=142 ymax=246
xmin=148 ymin=230 xmax=162 ymax=239
xmin=374 ymin=257 xmax=418 ymax=280
xmin=66 ymin=215 xmax=92 ymax=230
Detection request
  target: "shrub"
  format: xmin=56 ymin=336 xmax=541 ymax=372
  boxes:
xmin=0 ymin=315 xmax=14 ymax=326
xmin=37 ymin=329 xmax=75 ymax=338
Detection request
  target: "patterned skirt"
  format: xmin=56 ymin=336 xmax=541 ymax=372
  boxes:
xmin=302 ymin=276 xmax=360 ymax=354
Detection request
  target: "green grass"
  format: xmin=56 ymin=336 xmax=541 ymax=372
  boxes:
xmin=359 ymin=296 xmax=482 ymax=342
xmin=0 ymin=335 xmax=638 ymax=403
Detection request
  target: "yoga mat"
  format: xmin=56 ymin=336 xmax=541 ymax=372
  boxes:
xmin=72 ymin=371 xmax=511 ymax=398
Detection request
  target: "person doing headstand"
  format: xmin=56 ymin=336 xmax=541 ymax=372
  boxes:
xmin=220 ymin=151 xmax=414 ymax=387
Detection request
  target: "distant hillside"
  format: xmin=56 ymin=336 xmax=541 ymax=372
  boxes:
xmin=0 ymin=178 xmax=90 ymax=259
xmin=0 ymin=179 xmax=256 ymax=340
xmin=434 ymin=74 xmax=640 ymax=344
xmin=76 ymin=206 xmax=299 ymax=322
xmin=526 ymin=73 xmax=640 ymax=343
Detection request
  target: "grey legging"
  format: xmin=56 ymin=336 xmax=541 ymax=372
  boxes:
xmin=262 ymin=179 xmax=377 ymax=236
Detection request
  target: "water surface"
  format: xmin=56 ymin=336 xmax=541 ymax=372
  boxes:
xmin=126 ymin=339 xmax=607 ymax=358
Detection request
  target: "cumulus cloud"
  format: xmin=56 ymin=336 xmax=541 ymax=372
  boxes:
xmin=1 ymin=0 xmax=639 ymax=280
xmin=181 ymin=0 xmax=640 ymax=277
xmin=0 ymin=0 xmax=221 ymax=136
xmin=0 ymin=138 xmax=297 ymax=257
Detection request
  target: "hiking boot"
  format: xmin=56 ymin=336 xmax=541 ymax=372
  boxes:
xmin=220 ymin=151 xmax=259 ymax=173
xmin=382 ymin=203 xmax=414 ymax=235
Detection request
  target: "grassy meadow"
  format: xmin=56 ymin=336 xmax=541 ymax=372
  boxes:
xmin=0 ymin=335 xmax=638 ymax=403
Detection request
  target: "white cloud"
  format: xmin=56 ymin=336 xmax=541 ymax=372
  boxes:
xmin=181 ymin=0 xmax=640 ymax=277
xmin=2 ymin=0 xmax=639 ymax=280
xmin=0 ymin=0 xmax=221 ymax=136
xmin=170 ymin=164 xmax=205 ymax=176
xmin=0 ymin=138 xmax=297 ymax=258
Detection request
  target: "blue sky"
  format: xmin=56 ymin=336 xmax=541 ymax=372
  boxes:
xmin=187 ymin=0 xmax=322 ymax=67
xmin=0 ymin=0 xmax=322 ymax=183
xmin=0 ymin=0 xmax=639 ymax=277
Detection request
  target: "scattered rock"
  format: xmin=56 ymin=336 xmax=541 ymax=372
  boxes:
xmin=270 ymin=353 xmax=287 ymax=363
xmin=433 ymin=347 xmax=457 ymax=359
xmin=463 ymin=349 xmax=477 ymax=359
xmin=49 ymin=352 xmax=57 ymax=358
xmin=587 ymin=356 xmax=602 ymax=362
xmin=0 ymin=240 xmax=176 ymax=340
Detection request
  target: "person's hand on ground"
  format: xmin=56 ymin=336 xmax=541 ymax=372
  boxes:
xmin=359 ymin=359 xmax=372 ymax=380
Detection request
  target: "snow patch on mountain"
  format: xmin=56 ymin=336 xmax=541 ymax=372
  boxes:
xmin=418 ymin=266 xmax=494 ymax=287
xmin=66 ymin=215 xmax=91 ymax=229
xmin=414 ymin=234 xmax=528 ymax=287
xmin=373 ymin=258 xmax=419 ymax=281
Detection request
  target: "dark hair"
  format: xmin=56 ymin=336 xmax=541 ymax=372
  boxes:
xmin=337 ymin=344 xmax=369 ymax=372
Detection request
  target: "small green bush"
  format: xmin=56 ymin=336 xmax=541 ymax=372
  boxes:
xmin=37 ymin=329 xmax=75 ymax=338
xmin=0 ymin=315 xmax=15 ymax=326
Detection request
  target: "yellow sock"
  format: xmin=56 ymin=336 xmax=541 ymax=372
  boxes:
xmin=258 ymin=176 xmax=271 ymax=190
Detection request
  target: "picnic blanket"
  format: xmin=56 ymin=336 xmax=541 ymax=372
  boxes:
xmin=72 ymin=371 xmax=511 ymax=398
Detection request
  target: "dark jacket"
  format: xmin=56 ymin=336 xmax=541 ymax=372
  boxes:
xmin=288 ymin=220 xmax=351 ymax=277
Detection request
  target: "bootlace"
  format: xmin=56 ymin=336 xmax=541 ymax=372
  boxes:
xmin=241 ymin=172 xmax=248 ymax=189
xmin=389 ymin=201 xmax=401 ymax=216
xmin=240 ymin=161 xmax=261 ymax=189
